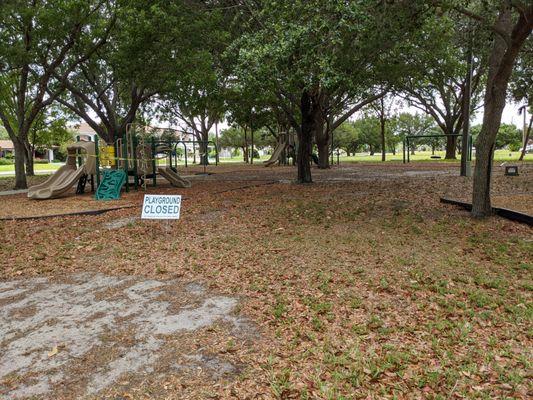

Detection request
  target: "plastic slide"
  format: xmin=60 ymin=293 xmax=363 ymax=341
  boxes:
xmin=94 ymin=169 xmax=127 ymax=200
xmin=27 ymin=166 xmax=86 ymax=200
xmin=263 ymin=142 xmax=287 ymax=167
xmin=28 ymin=141 xmax=96 ymax=200
xmin=158 ymin=167 xmax=191 ymax=188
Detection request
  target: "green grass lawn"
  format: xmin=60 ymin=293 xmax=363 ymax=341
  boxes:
xmin=0 ymin=150 xmax=530 ymax=173
xmin=335 ymin=149 xmax=532 ymax=163
xmin=211 ymin=150 xmax=532 ymax=165
xmin=0 ymin=162 xmax=63 ymax=172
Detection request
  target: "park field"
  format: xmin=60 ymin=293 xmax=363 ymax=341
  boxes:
xmin=0 ymin=163 xmax=531 ymax=399
xmin=0 ymin=149 xmax=531 ymax=175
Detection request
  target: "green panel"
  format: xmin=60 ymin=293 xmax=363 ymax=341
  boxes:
xmin=95 ymin=169 xmax=126 ymax=200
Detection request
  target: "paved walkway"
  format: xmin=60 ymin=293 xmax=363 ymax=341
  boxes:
xmin=0 ymin=188 xmax=28 ymax=196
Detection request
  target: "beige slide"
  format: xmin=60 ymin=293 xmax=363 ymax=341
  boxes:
xmin=263 ymin=142 xmax=287 ymax=167
xmin=28 ymin=141 xmax=96 ymax=200
xmin=157 ymin=167 xmax=191 ymax=188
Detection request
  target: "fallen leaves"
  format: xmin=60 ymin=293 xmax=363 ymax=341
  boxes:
xmin=47 ymin=346 xmax=58 ymax=357
xmin=0 ymin=163 xmax=531 ymax=399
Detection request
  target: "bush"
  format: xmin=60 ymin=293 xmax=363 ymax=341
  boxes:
xmin=508 ymin=142 xmax=521 ymax=152
xmin=0 ymin=158 xmax=14 ymax=165
xmin=54 ymin=148 xmax=67 ymax=162
xmin=33 ymin=159 xmax=50 ymax=164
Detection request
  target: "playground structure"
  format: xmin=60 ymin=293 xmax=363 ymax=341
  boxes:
xmin=28 ymin=141 xmax=97 ymax=200
xmin=27 ymin=125 xmax=213 ymax=200
xmin=264 ymin=132 xmax=296 ymax=167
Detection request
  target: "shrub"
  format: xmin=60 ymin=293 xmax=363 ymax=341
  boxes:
xmin=508 ymin=142 xmax=521 ymax=152
xmin=0 ymin=158 xmax=14 ymax=165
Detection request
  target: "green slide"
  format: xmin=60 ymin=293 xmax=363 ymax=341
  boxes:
xmin=95 ymin=170 xmax=127 ymax=200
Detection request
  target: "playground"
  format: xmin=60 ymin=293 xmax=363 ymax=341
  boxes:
xmin=2 ymin=1 xmax=532 ymax=398
xmin=1 ymin=161 xmax=531 ymax=399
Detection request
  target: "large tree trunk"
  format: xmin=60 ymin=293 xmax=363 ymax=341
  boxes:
xmin=518 ymin=114 xmax=532 ymax=161
xmin=13 ymin=139 xmax=27 ymax=189
xmin=314 ymin=105 xmax=329 ymax=169
xmin=298 ymin=90 xmax=315 ymax=183
xmin=445 ymin=134 xmax=457 ymax=159
xmin=198 ymin=129 xmax=210 ymax=166
xmin=472 ymin=3 xmax=531 ymax=217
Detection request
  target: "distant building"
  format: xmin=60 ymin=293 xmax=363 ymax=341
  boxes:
xmin=73 ymin=122 xmax=97 ymax=142
xmin=71 ymin=122 xmax=195 ymax=142
xmin=0 ymin=140 xmax=14 ymax=158
xmin=0 ymin=140 xmax=55 ymax=161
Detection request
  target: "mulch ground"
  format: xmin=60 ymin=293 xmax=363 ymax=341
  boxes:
xmin=0 ymin=162 xmax=531 ymax=399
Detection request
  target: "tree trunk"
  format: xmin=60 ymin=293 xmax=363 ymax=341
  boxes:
xmin=518 ymin=114 xmax=532 ymax=161
xmin=380 ymin=120 xmax=386 ymax=162
xmin=197 ymin=128 xmax=209 ymax=166
xmin=13 ymin=140 xmax=27 ymax=189
xmin=243 ymin=127 xmax=249 ymax=163
xmin=472 ymin=4 xmax=531 ymax=217
xmin=297 ymin=90 xmax=315 ymax=183
xmin=314 ymin=107 xmax=329 ymax=169
xmin=25 ymin=145 xmax=35 ymax=176
xmin=317 ymin=141 xmax=329 ymax=168
xmin=445 ymin=134 xmax=457 ymax=159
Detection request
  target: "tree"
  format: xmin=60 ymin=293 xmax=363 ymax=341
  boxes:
xmin=353 ymin=116 xmax=382 ymax=155
xmin=219 ymin=126 xmax=249 ymax=162
xmin=0 ymin=0 xmax=115 ymax=188
xmin=471 ymin=123 xmax=522 ymax=150
xmin=232 ymin=0 xmax=435 ymax=183
xmin=219 ymin=125 xmax=273 ymax=162
xmin=158 ymin=3 xmax=231 ymax=165
xmin=400 ymin=12 xmax=488 ymax=159
xmin=369 ymin=95 xmax=396 ymax=161
xmin=509 ymin=40 xmax=532 ymax=160
xmin=52 ymin=0 xmax=197 ymax=145
xmin=28 ymin=105 xmax=72 ymax=165
xmin=393 ymin=112 xmax=437 ymax=155
xmin=0 ymin=124 xmax=8 ymax=140
xmin=332 ymin=122 xmax=360 ymax=156
xmin=459 ymin=2 xmax=533 ymax=217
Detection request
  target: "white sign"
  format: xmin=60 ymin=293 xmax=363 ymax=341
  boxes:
xmin=141 ymin=194 xmax=181 ymax=219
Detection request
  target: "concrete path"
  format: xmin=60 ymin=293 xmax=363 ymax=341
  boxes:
xmin=0 ymin=189 xmax=28 ymax=196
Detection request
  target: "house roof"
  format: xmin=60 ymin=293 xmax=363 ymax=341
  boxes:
xmin=72 ymin=122 xmax=97 ymax=136
xmin=0 ymin=140 xmax=14 ymax=150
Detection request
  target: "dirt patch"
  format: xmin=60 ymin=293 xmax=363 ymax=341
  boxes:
xmin=0 ymin=274 xmax=256 ymax=399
